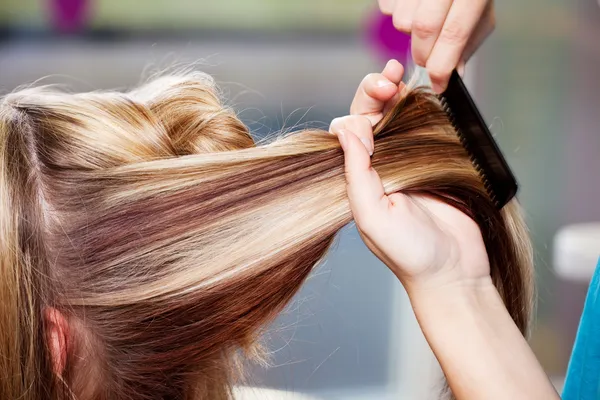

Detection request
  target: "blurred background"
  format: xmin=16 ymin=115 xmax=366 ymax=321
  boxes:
xmin=1 ymin=0 xmax=599 ymax=398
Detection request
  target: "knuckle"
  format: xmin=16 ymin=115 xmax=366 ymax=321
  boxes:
xmin=356 ymin=115 xmax=373 ymax=130
xmin=392 ymin=15 xmax=411 ymax=33
xmin=427 ymin=66 xmax=450 ymax=83
xmin=361 ymin=73 xmax=379 ymax=92
xmin=411 ymin=50 xmax=426 ymax=67
xmin=347 ymin=114 xmax=363 ymax=124
xmin=329 ymin=116 xmax=344 ymax=132
xmin=334 ymin=115 xmax=374 ymax=135
xmin=412 ymin=19 xmax=439 ymax=39
xmin=377 ymin=0 xmax=394 ymax=15
xmin=335 ymin=115 xmax=355 ymax=128
xmin=439 ymin=21 xmax=468 ymax=45
xmin=346 ymin=115 xmax=372 ymax=134
xmin=364 ymin=72 xmax=378 ymax=83
xmin=356 ymin=118 xmax=375 ymax=138
xmin=341 ymin=115 xmax=357 ymax=125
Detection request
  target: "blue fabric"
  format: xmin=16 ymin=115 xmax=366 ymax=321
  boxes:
xmin=563 ymin=258 xmax=600 ymax=400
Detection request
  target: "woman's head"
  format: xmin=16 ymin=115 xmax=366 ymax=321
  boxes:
xmin=0 ymin=71 xmax=533 ymax=399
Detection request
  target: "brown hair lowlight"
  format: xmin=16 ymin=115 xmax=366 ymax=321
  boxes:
xmin=0 ymin=72 xmax=533 ymax=399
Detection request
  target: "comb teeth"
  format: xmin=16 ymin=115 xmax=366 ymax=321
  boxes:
xmin=440 ymin=99 xmax=499 ymax=206
xmin=438 ymin=70 xmax=518 ymax=209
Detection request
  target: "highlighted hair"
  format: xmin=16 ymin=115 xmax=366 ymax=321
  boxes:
xmin=0 ymin=72 xmax=533 ymax=399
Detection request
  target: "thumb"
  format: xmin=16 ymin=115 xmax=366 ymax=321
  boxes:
xmin=336 ymin=129 xmax=388 ymax=228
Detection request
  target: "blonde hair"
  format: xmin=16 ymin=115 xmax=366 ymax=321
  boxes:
xmin=0 ymin=71 xmax=533 ymax=399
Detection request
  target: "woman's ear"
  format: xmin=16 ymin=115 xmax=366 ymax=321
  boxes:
xmin=43 ymin=307 xmax=69 ymax=375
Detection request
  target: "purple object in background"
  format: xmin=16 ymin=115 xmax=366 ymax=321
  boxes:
xmin=365 ymin=10 xmax=411 ymax=64
xmin=50 ymin=0 xmax=90 ymax=33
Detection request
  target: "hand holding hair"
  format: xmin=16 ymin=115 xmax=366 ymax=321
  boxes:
xmin=330 ymin=60 xmax=560 ymax=400
xmin=330 ymin=59 xmax=491 ymax=294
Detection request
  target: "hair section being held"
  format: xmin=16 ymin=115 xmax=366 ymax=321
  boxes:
xmin=0 ymin=70 xmax=533 ymax=400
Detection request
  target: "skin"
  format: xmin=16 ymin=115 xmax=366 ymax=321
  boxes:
xmin=45 ymin=308 xmax=69 ymax=375
xmin=330 ymin=60 xmax=561 ymax=399
xmin=377 ymin=0 xmax=496 ymax=93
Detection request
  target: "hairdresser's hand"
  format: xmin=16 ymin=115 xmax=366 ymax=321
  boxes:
xmin=330 ymin=66 xmax=558 ymax=400
xmin=378 ymin=0 xmax=495 ymax=93
xmin=338 ymin=124 xmax=490 ymax=293
xmin=330 ymin=122 xmax=558 ymax=400
xmin=330 ymin=64 xmax=490 ymax=294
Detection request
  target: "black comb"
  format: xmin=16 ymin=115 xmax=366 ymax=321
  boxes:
xmin=439 ymin=70 xmax=518 ymax=209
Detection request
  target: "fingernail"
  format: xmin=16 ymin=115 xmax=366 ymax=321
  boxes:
xmin=376 ymin=80 xmax=395 ymax=88
xmin=336 ymin=129 xmax=348 ymax=151
xmin=360 ymin=137 xmax=374 ymax=156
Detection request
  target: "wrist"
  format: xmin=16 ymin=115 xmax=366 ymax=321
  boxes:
xmin=404 ymin=273 xmax=496 ymax=300
xmin=405 ymin=275 xmax=501 ymax=321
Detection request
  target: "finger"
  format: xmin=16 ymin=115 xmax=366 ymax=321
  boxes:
xmin=381 ymin=58 xmax=405 ymax=83
xmin=378 ymin=0 xmax=396 ymax=15
xmin=426 ymin=0 xmax=488 ymax=93
xmin=382 ymin=60 xmax=409 ymax=116
xmin=330 ymin=115 xmax=374 ymax=156
xmin=349 ymin=73 xmax=397 ymax=120
xmin=334 ymin=128 xmax=388 ymax=229
xmin=350 ymin=61 xmax=404 ymax=122
xmin=460 ymin=2 xmax=495 ymax=63
xmin=411 ymin=0 xmax=453 ymax=67
xmin=392 ymin=0 xmax=420 ymax=33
